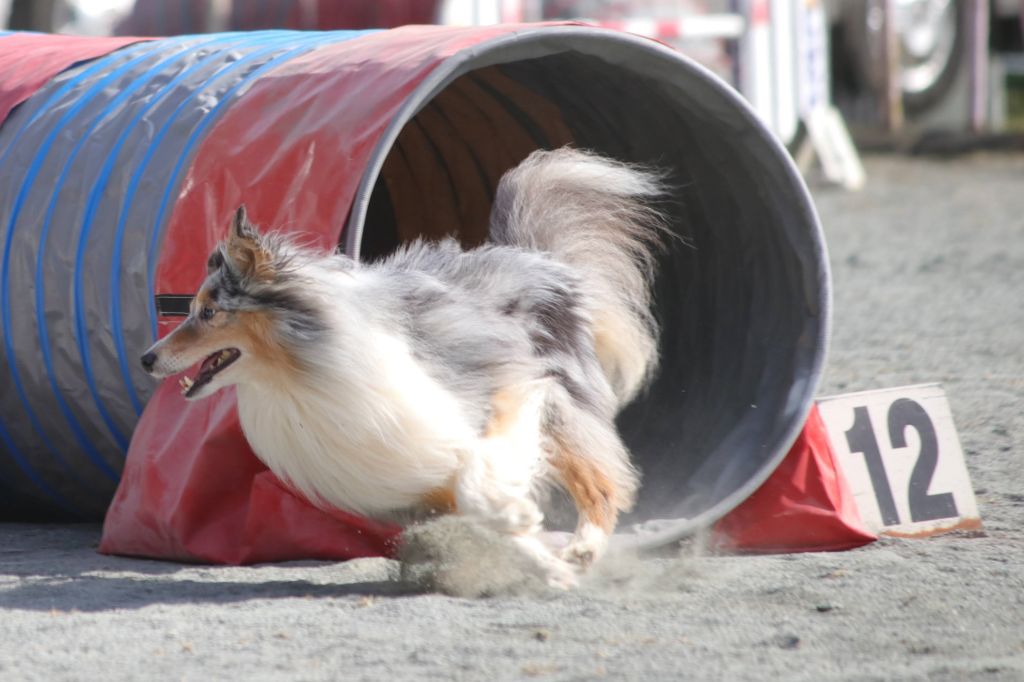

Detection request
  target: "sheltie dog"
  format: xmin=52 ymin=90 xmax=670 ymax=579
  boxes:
xmin=141 ymin=148 xmax=666 ymax=587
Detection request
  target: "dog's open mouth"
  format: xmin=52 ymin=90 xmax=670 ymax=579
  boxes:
xmin=178 ymin=348 xmax=241 ymax=397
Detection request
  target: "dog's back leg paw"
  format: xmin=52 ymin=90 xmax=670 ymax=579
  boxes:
xmin=559 ymin=521 xmax=609 ymax=569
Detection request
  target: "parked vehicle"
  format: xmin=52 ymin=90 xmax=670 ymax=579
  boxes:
xmin=827 ymin=0 xmax=1024 ymax=135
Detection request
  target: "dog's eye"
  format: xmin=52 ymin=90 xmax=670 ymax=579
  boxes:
xmin=199 ymin=306 xmax=216 ymax=321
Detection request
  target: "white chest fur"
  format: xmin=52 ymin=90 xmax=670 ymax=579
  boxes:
xmin=235 ymin=330 xmax=473 ymax=517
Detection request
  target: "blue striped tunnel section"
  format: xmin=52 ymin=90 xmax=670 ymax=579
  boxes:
xmin=0 ymin=30 xmax=373 ymax=518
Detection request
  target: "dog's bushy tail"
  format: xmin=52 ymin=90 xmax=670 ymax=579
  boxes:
xmin=489 ymin=147 xmax=666 ymax=407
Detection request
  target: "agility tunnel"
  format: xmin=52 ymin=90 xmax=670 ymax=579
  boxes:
xmin=0 ymin=25 xmax=833 ymax=556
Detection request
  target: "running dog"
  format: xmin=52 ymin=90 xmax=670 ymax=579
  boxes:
xmin=140 ymin=147 xmax=666 ymax=587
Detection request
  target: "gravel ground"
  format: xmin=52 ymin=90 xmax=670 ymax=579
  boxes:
xmin=1 ymin=154 xmax=1022 ymax=681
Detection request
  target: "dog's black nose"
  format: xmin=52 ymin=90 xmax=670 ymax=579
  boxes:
xmin=140 ymin=352 xmax=157 ymax=372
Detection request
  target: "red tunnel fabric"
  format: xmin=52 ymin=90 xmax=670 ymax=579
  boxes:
xmin=0 ymin=33 xmax=147 ymax=128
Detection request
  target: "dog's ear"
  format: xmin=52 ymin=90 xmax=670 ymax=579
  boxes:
xmin=225 ymin=205 xmax=274 ymax=280
xmin=206 ymin=246 xmax=226 ymax=274
xmin=231 ymin=205 xmax=258 ymax=241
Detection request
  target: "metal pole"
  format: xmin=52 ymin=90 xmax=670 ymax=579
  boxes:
xmin=879 ymin=0 xmax=904 ymax=133
xmin=968 ymin=0 xmax=990 ymax=133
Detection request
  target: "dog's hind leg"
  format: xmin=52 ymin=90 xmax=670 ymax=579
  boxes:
xmin=545 ymin=389 xmax=639 ymax=569
xmin=552 ymin=446 xmax=617 ymax=568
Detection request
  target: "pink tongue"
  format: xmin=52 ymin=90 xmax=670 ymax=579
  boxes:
xmin=198 ymin=354 xmax=219 ymax=376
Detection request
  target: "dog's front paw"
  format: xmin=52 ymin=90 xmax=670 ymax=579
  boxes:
xmin=510 ymin=535 xmax=578 ymax=590
xmin=543 ymin=559 xmax=579 ymax=590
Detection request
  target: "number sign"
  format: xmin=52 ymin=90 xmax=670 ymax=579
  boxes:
xmin=817 ymin=384 xmax=980 ymax=537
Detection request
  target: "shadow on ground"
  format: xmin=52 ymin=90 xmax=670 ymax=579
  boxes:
xmin=0 ymin=522 xmax=415 ymax=612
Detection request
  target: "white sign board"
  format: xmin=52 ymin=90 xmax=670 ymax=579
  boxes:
xmin=817 ymin=384 xmax=980 ymax=538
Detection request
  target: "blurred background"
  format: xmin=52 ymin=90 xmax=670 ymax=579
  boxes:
xmin=2 ymin=1 xmax=1023 ymax=168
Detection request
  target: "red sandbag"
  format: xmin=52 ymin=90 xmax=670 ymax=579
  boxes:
xmin=712 ymin=406 xmax=877 ymax=553
xmin=0 ymin=33 xmax=145 ymax=124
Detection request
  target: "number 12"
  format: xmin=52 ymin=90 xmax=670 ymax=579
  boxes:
xmin=844 ymin=398 xmax=958 ymax=526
